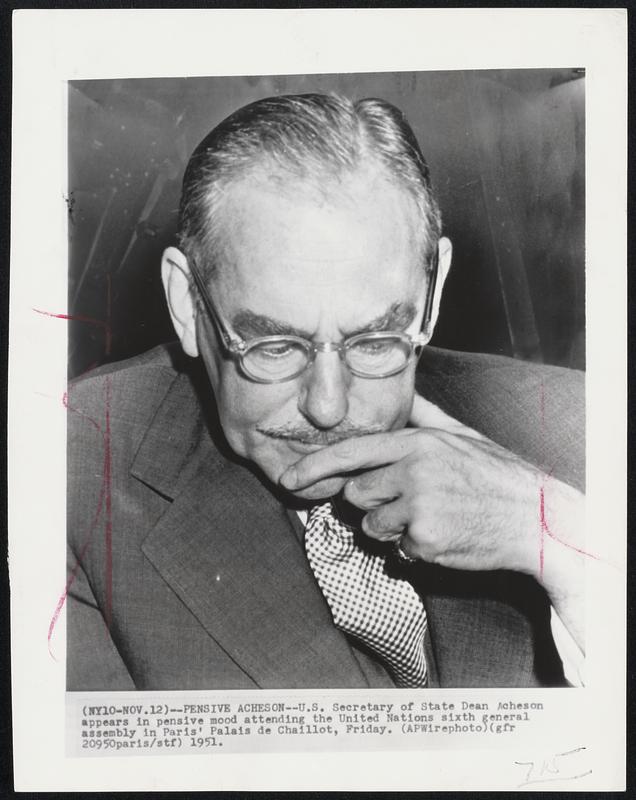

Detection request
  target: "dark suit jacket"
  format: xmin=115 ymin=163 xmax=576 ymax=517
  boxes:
xmin=66 ymin=344 xmax=584 ymax=690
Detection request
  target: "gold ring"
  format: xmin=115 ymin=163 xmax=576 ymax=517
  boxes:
xmin=393 ymin=538 xmax=417 ymax=565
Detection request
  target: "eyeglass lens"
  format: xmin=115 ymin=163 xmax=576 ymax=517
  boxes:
xmin=242 ymin=334 xmax=413 ymax=381
xmin=243 ymin=340 xmax=309 ymax=381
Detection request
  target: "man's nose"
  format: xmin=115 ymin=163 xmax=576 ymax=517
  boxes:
xmin=298 ymin=350 xmax=351 ymax=429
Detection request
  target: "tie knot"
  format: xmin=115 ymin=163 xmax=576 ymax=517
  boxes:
xmin=306 ymin=501 xmax=355 ymax=558
xmin=307 ymin=501 xmax=348 ymax=528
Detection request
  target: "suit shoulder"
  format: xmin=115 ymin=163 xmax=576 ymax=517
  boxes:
xmin=418 ymin=346 xmax=584 ymax=410
xmin=419 ymin=346 xmax=583 ymax=384
xmin=66 ymin=343 xmax=198 ymax=485
xmin=70 ymin=342 xmax=179 ymax=391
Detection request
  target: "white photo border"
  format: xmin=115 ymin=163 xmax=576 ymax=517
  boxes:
xmin=9 ymin=8 xmax=626 ymax=791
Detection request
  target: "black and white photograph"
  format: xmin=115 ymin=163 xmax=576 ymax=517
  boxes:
xmin=9 ymin=9 xmax=626 ymax=792
xmin=66 ymin=70 xmax=586 ymax=692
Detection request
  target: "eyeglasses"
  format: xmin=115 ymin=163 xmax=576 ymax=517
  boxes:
xmin=187 ymin=249 xmax=438 ymax=384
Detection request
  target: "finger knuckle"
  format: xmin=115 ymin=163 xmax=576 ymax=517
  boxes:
xmin=352 ymin=470 xmax=371 ymax=490
xmin=412 ymin=494 xmax=429 ymax=517
xmin=409 ymin=520 xmax=433 ymax=544
xmin=406 ymin=445 xmax=432 ymax=476
xmin=364 ymin=510 xmax=389 ymax=536
xmin=334 ymin=441 xmax=355 ymax=462
xmin=343 ymin=478 xmax=359 ymax=503
xmin=361 ymin=512 xmax=379 ymax=535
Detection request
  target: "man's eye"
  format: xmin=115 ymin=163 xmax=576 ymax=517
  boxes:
xmin=258 ymin=343 xmax=295 ymax=359
xmin=356 ymin=340 xmax=394 ymax=355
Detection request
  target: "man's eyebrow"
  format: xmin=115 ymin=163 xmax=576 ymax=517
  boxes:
xmin=345 ymin=302 xmax=418 ymax=337
xmin=232 ymin=310 xmax=314 ymax=339
xmin=231 ymin=301 xmax=418 ymax=340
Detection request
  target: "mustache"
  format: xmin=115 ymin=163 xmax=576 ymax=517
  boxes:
xmin=257 ymin=420 xmax=385 ymax=446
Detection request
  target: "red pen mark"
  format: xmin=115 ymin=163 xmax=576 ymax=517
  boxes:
xmin=47 ymin=446 xmax=107 ymax=659
xmin=62 ymin=390 xmax=100 ymax=432
xmin=33 ymin=300 xmax=113 ymax=659
xmin=538 ymin=488 xmax=546 ymax=578
xmin=33 ymin=307 xmax=112 ymax=356
xmin=537 ymin=380 xmax=597 ymax=578
xmin=539 ymin=482 xmax=598 ymax=566
xmin=103 ymin=375 xmax=113 ymax=630
xmin=48 ymin=375 xmax=114 ymax=657
xmin=38 ymin=294 xmax=114 ymax=657
xmin=537 ymin=380 xmax=548 ymax=577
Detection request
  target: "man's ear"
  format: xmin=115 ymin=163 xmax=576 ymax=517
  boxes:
xmin=161 ymin=246 xmax=199 ymax=357
xmin=427 ymin=236 xmax=452 ymax=335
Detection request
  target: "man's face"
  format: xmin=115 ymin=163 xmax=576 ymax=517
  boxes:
xmin=195 ymin=167 xmax=430 ymax=500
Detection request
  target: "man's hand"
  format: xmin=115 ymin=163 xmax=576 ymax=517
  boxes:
xmin=281 ymin=394 xmax=586 ymax=649
xmin=282 ymin=395 xmax=542 ymax=575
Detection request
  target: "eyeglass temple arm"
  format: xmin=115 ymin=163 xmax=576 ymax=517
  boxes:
xmin=187 ymin=258 xmax=242 ymax=351
xmin=422 ymin=246 xmax=439 ymax=332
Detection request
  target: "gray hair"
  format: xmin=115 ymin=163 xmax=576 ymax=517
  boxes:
xmin=178 ymin=93 xmax=442 ymax=278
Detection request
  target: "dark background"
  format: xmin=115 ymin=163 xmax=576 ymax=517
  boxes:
xmin=68 ymin=69 xmax=585 ymax=378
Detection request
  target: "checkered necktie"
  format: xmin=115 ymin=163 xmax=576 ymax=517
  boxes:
xmin=305 ymin=501 xmax=427 ymax=688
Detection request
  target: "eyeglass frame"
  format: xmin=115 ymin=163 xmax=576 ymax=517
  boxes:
xmin=185 ymin=247 xmax=439 ymax=384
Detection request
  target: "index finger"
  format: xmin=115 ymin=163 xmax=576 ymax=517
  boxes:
xmin=279 ymin=431 xmax=415 ymax=490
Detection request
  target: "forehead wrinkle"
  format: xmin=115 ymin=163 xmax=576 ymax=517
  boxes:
xmin=231 ymin=300 xmax=418 ymax=341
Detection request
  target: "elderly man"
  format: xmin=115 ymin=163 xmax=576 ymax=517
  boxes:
xmin=67 ymin=93 xmax=585 ymax=690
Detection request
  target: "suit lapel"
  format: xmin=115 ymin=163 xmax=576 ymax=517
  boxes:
xmin=133 ymin=369 xmax=370 ymax=688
